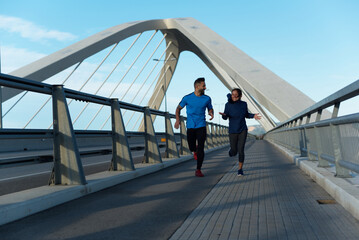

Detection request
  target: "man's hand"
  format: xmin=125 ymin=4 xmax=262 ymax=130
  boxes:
xmin=219 ymin=112 xmax=226 ymax=116
xmin=174 ymin=105 xmax=183 ymax=129
xmin=174 ymin=120 xmax=180 ymax=129
xmin=208 ymin=109 xmax=214 ymax=120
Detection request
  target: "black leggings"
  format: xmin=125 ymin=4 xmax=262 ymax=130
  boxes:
xmin=229 ymin=130 xmax=248 ymax=163
xmin=187 ymin=127 xmax=207 ymax=170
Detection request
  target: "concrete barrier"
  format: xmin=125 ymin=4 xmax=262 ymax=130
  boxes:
xmin=267 ymin=140 xmax=359 ymax=221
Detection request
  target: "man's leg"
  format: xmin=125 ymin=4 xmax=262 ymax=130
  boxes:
xmin=187 ymin=128 xmax=197 ymax=152
xmin=196 ymin=127 xmax=207 ymax=170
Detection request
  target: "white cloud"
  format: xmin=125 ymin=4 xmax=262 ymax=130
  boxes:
xmin=1 ymin=45 xmax=46 ymax=73
xmin=0 ymin=15 xmax=77 ymax=42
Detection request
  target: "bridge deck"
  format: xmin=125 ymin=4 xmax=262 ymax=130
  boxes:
xmin=171 ymin=141 xmax=359 ymax=239
xmin=1 ymin=141 xmax=359 ymax=240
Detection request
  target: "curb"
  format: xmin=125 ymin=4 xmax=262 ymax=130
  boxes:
xmin=0 ymin=145 xmax=228 ymax=226
xmin=267 ymin=140 xmax=359 ymax=221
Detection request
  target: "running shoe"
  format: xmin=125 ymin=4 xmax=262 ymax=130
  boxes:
xmin=195 ymin=169 xmax=204 ymax=177
xmin=237 ymin=169 xmax=243 ymax=176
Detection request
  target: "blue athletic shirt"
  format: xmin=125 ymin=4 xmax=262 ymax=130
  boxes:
xmin=179 ymin=92 xmax=213 ymax=129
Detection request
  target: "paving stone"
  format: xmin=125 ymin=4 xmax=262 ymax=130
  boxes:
xmin=170 ymin=141 xmax=359 ymax=240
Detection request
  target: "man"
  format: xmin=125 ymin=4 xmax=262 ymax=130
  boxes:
xmin=174 ymin=77 xmax=214 ymax=177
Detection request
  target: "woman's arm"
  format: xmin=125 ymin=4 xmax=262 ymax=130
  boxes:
xmin=219 ymin=104 xmax=229 ymax=120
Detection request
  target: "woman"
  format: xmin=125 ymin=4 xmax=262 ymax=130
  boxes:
xmin=219 ymin=88 xmax=261 ymax=176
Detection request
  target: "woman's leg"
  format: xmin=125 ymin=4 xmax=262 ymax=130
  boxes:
xmin=229 ymin=133 xmax=239 ymax=156
xmin=237 ymin=130 xmax=248 ymax=169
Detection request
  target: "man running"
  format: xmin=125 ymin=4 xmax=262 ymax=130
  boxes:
xmin=174 ymin=77 xmax=214 ymax=177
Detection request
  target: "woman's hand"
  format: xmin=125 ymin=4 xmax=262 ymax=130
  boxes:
xmin=254 ymin=113 xmax=261 ymax=120
xmin=219 ymin=112 xmax=226 ymax=116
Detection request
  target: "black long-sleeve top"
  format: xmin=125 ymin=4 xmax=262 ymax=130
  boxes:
xmin=222 ymin=93 xmax=254 ymax=134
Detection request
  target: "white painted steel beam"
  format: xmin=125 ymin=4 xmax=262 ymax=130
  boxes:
xmin=7 ymin=18 xmax=317 ymax=129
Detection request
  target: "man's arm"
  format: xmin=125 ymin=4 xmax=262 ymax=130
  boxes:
xmin=208 ymin=108 xmax=214 ymax=120
xmin=174 ymin=105 xmax=183 ymax=129
xmin=207 ymin=98 xmax=214 ymax=121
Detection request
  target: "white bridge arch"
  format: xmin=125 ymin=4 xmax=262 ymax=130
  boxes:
xmin=6 ymin=17 xmax=316 ymax=131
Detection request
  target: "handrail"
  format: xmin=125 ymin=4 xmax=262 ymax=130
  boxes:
xmin=265 ymin=79 xmax=359 ymax=178
xmin=0 ymin=73 xmax=229 ymax=185
xmin=272 ymin=113 xmax=359 ymax=132
xmin=268 ymin=79 xmax=359 ymax=132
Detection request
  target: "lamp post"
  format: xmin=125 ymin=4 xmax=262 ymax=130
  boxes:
xmin=153 ymin=57 xmax=176 ymax=113
xmin=215 ymin=103 xmax=225 ymax=125
xmin=153 ymin=57 xmax=176 ymax=158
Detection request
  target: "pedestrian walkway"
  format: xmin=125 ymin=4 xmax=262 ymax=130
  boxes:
xmin=1 ymin=140 xmax=359 ymax=240
xmin=170 ymin=140 xmax=359 ymax=240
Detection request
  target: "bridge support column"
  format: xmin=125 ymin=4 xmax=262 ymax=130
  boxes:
xmin=179 ymin=116 xmax=191 ymax=155
xmin=165 ymin=112 xmax=179 ymax=158
xmin=49 ymin=85 xmax=86 ymax=185
xmin=143 ymin=107 xmax=162 ymax=164
xmin=331 ymin=124 xmax=351 ymax=177
xmin=110 ymin=99 xmax=134 ymax=171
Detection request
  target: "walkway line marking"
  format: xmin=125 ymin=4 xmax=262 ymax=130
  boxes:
xmin=0 ymin=160 xmax=110 ymax=182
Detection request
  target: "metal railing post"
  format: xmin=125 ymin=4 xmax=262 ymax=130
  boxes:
xmin=0 ymin=86 xmax=2 ymax=129
xmin=110 ymin=99 xmax=134 ymax=171
xmin=331 ymin=124 xmax=351 ymax=177
xmin=299 ymin=117 xmax=303 ymax=126
xmin=180 ymin=116 xmax=191 ymax=155
xmin=206 ymin=123 xmax=213 ymax=149
xmin=306 ymin=114 xmax=311 ymax=124
xmin=217 ymin=126 xmax=221 ymax=145
xmin=299 ymin=128 xmax=307 ymax=157
xmin=165 ymin=112 xmax=179 ymax=158
xmin=332 ymin=102 xmax=340 ymax=118
xmin=220 ymin=126 xmax=225 ymax=145
xmin=211 ymin=124 xmax=217 ymax=147
xmin=316 ymin=109 xmax=322 ymax=122
xmin=315 ymin=126 xmax=329 ymax=167
xmin=305 ymin=128 xmax=316 ymax=161
xmin=143 ymin=107 xmax=162 ymax=164
xmin=49 ymin=85 xmax=86 ymax=185
xmin=225 ymin=127 xmax=229 ymax=144
xmin=0 ymin=49 xmax=2 ymax=129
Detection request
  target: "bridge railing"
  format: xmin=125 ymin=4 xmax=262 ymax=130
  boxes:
xmin=0 ymin=73 xmax=229 ymax=185
xmin=264 ymin=79 xmax=359 ymax=177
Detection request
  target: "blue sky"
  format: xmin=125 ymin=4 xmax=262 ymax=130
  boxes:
xmin=0 ymin=0 xmax=358 ymax=129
